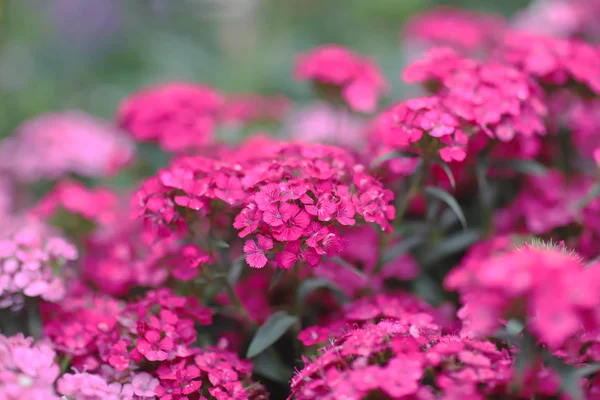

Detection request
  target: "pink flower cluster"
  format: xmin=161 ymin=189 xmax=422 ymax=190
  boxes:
xmin=499 ymin=32 xmax=600 ymax=95
xmin=221 ymin=94 xmax=291 ymax=126
xmin=513 ymin=0 xmax=600 ymax=40
xmin=0 ymin=333 xmax=60 ymax=400
xmin=295 ymin=45 xmax=388 ymax=113
xmin=44 ymin=288 xmax=212 ymax=365
xmin=446 ymin=245 xmax=600 ymax=348
xmin=133 ymin=141 xmax=395 ymax=269
xmin=83 ymin=221 xmax=211 ymax=296
xmin=117 ymin=82 xmax=223 ymax=153
xmin=41 ymin=286 xmax=266 ymax=399
xmin=292 ymin=319 xmax=513 ymax=400
xmin=403 ymin=47 xmax=547 ymax=142
xmin=402 ymin=6 xmax=506 ymax=53
xmin=33 ymin=181 xmax=119 ymax=228
xmin=56 ymin=371 xmax=135 ymax=400
xmin=0 ymin=224 xmax=77 ymax=310
xmin=235 ymin=143 xmax=395 ymax=269
xmin=492 ymin=170 xmax=600 ymax=257
xmin=373 ymin=47 xmax=547 ymax=164
xmin=287 ymin=102 xmax=365 ymax=147
xmin=4 ymin=2 xmax=600 ymax=399
xmin=0 ymin=111 xmax=133 ymax=183
xmin=297 ymin=292 xmax=456 ymax=347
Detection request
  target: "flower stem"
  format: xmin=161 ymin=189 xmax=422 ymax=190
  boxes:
xmin=222 ymin=276 xmax=257 ymax=330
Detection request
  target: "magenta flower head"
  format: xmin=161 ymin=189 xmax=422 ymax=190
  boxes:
xmin=295 ymin=45 xmax=388 ymax=113
xmin=0 ymin=333 xmax=60 ymax=399
xmin=402 ymin=6 xmax=507 ymax=53
xmin=0 ymin=222 xmax=77 ymax=310
xmin=403 ymin=47 xmax=548 ymax=143
xmin=56 ymin=371 xmax=122 ymax=400
xmin=221 ymin=93 xmax=291 ymax=126
xmin=291 ymin=319 xmax=513 ymax=399
xmin=498 ymin=31 xmax=600 ymax=95
xmin=117 ymin=82 xmax=223 ymax=153
xmin=32 ymin=181 xmax=119 ymax=231
xmin=0 ymin=111 xmax=134 ymax=183
xmin=447 ymin=241 xmax=600 ymax=349
xmin=234 ymin=143 xmax=395 ymax=269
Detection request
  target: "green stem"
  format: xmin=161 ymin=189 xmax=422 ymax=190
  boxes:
xmin=60 ymin=355 xmax=72 ymax=374
xmin=222 ymin=277 xmax=257 ymax=330
xmin=395 ymin=159 xmax=428 ymax=228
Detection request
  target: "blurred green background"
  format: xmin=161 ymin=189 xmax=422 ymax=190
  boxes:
xmin=0 ymin=0 xmax=526 ymax=138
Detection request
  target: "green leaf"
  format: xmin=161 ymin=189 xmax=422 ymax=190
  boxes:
xmin=213 ymin=240 xmax=230 ymax=249
xmin=251 ymin=351 xmax=293 ymax=383
xmin=434 ymin=160 xmax=456 ymax=191
xmin=296 ymin=278 xmax=347 ymax=312
xmin=493 ymin=159 xmax=548 ymax=176
xmin=424 ymin=186 xmax=467 ymax=230
xmin=269 ymin=269 xmax=286 ymax=291
xmin=579 ymin=183 xmax=600 ymax=209
xmin=329 ymin=257 xmax=367 ymax=280
xmin=575 ymin=363 xmax=600 ymax=378
xmin=247 ymin=311 xmax=299 ymax=358
xmin=381 ymin=235 xmax=425 ymax=264
xmin=545 ymin=353 xmax=585 ymax=400
xmin=511 ymin=332 xmax=535 ymax=391
xmin=369 ymin=150 xmax=418 ymax=169
xmin=227 ymin=256 xmax=245 ymax=285
xmin=413 ymin=274 xmax=442 ymax=305
xmin=422 ymin=229 xmax=481 ymax=265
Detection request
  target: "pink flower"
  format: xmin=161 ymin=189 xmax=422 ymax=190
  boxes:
xmin=255 ymin=183 xmax=281 ymax=211
xmin=57 ymin=372 xmax=120 ymax=400
xmin=447 ymin=242 xmax=600 ymax=348
xmin=303 ymin=194 xmax=337 ymax=222
xmin=136 ymin=330 xmax=174 ymax=361
xmin=272 ymin=204 xmax=311 ymax=242
xmin=499 ymin=32 xmax=600 ymax=95
xmin=295 ymin=45 xmax=388 ymax=113
xmin=131 ymin=372 xmax=160 ymax=397
xmin=117 ymin=82 xmax=223 ymax=152
xmin=243 ymin=235 xmax=274 ymax=268
xmin=0 ymin=223 xmax=76 ymax=309
xmin=233 ymin=205 xmax=263 ymax=238
xmin=0 ymin=111 xmax=133 ymax=183
xmin=221 ymin=93 xmax=290 ymax=126
xmin=263 ymin=203 xmax=293 ymax=227
xmin=402 ymin=6 xmax=506 ymax=53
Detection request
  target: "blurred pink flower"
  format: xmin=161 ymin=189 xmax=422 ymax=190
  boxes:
xmin=287 ymin=102 xmax=365 ymax=147
xmin=0 ymin=111 xmax=134 ymax=183
xmin=0 ymin=333 xmax=60 ymax=400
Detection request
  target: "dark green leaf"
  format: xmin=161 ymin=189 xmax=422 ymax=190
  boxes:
xmin=329 ymin=257 xmax=367 ymax=280
xmin=434 ymin=160 xmax=456 ymax=190
xmin=296 ymin=278 xmax=347 ymax=312
xmin=545 ymin=353 xmax=585 ymax=400
xmin=413 ymin=274 xmax=442 ymax=305
xmin=424 ymin=186 xmax=467 ymax=229
xmin=493 ymin=159 xmax=548 ymax=176
xmin=382 ymin=235 xmax=425 ymax=264
xmin=269 ymin=268 xmax=286 ymax=291
xmin=247 ymin=311 xmax=299 ymax=358
xmin=511 ymin=332 xmax=535 ymax=391
xmin=227 ymin=256 xmax=245 ymax=285
xmin=422 ymin=229 xmax=481 ymax=265
xmin=251 ymin=351 xmax=293 ymax=383
xmin=369 ymin=150 xmax=418 ymax=169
